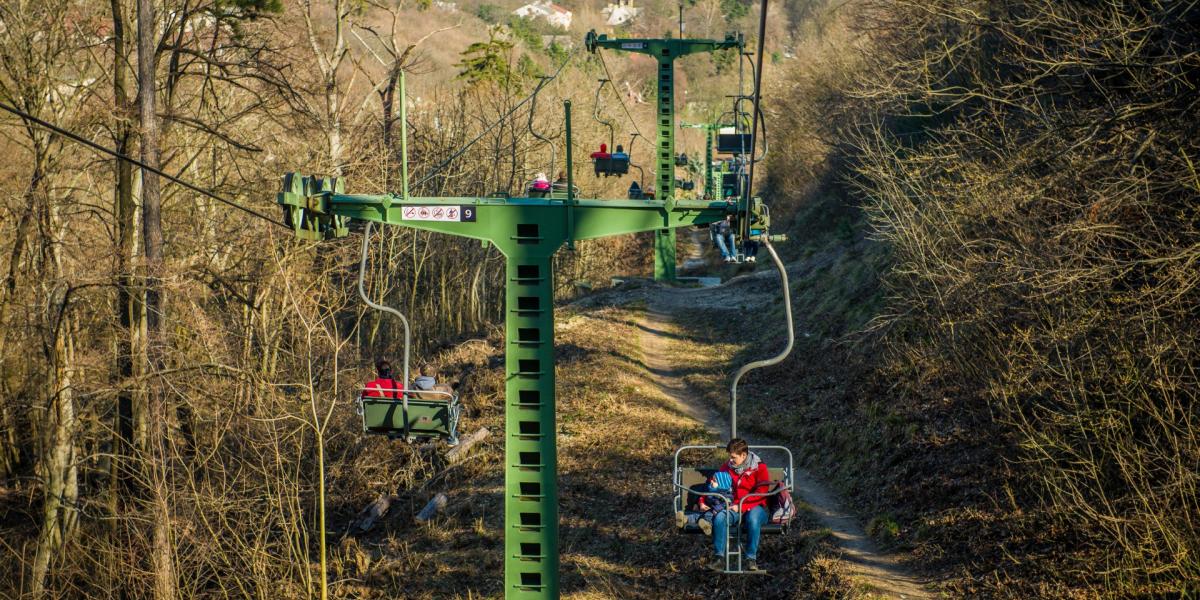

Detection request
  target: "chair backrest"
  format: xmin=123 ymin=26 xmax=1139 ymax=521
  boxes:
xmin=676 ymin=466 xmax=790 ymax=507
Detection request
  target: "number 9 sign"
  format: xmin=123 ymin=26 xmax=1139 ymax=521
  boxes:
xmin=460 ymin=205 xmax=477 ymax=222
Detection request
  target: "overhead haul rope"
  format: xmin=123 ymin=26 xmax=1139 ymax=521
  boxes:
xmin=414 ymin=47 xmax=580 ymax=188
xmin=0 ymin=102 xmax=286 ymax=229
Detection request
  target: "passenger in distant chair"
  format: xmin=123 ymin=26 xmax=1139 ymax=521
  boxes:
xmin=410 ymin=364 xmax=454 ymax=400
xmin=364 ymin=360 xmax=401 ymax=399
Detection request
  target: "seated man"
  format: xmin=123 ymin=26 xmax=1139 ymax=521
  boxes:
xmin=711 ymin=214 xmax=737 ymax=262
xmin=410 ymin=364 xmax=454 ymax=400
xmin=708 ymin=438 xmax=770 ymax=572
xmin=364 ymin=360 xmax=400 ymax=399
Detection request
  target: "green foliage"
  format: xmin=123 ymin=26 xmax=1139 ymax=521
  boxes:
xmin=721 ymin=0 xmax=748 ymax=20
xmin=711 ymin=48 xmax=735 ymax=75
xmin=455 ymin=28 xmax=517 ymax=88
xmin=866 ymin=515 xmax=900 ymax=543
xmin=545 ymin=41 xmax=569 ymax=64
xmin=517 ymin=54 xmax=543 ymax=79
xmin=475 ymin=3 xmax=501 ymax=23
xmin=506 ymin=16 xmax=543 ymax=49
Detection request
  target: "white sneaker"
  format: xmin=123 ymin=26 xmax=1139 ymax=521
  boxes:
xmin=747 ymin=256 xmax=756 ymax=262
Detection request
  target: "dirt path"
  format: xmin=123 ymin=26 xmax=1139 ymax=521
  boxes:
xmin=637 ymin=287 xmax=933 ymax=599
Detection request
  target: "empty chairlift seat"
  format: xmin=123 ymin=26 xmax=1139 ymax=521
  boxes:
xmin=721 ymin=173 xmax=740 ymax=200
xmin=357 ymin=385 xmax=462 ymax=444
xmin=716 ymin=127 xmax=752 ymax=155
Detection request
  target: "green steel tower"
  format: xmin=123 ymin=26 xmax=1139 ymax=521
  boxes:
xmin=681 ymin=121 xmax=720 ymax=200
xmin=584 ymin=30 xmax=743 ymax=280
xmin=277 ymin=76 xmax=778 ymax=598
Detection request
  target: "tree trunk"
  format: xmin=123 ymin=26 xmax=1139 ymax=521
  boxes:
xmin=110 ymin=0 xmax=138 ymax=496
xmin=30 ymin=312 xmax=78 ymax=598
xmin=137 ymin=1 xmax=175 ymax=598
xmin=29 ymin=170 xmax=78 ymax=599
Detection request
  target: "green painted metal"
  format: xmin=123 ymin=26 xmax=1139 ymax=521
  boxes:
xmin=585 ymin=30 xmax=743 ymax=280
xmin=682 ymin=122 xmax=719 ymax=200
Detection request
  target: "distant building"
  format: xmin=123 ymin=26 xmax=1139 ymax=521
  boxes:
xmin=512 ymin=0 xmax=572 ymax=30
xmin=602 ymin=0 xmax=641 ymax=26
xmin=434 ymin=1 xmax=457 ymax=11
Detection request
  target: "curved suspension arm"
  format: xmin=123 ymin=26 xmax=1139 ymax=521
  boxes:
xmin=358 ymin=222 xmax=412 ymax=390
xmin=593 ymin=79 xmax=616 ymax=150
xmin=527 ymin=77 xmax=558 ymax=177
xmin=729 ymin=239 xmax=793 ymax=439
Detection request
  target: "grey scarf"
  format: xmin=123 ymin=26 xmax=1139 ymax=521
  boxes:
xmin=731 ymin=451 xmax=762 ymax=476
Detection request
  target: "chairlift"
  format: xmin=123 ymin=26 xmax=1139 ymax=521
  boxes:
xmin=525 ymin=76 xmax=559 ymax=198
xmin=669 ymin=213 xmax=795 ymax=574
xmin=675 ymin=152 xmax=690 ymax=167
xmin=716 ymin=126 xmax=752 ymax=155
xmin=672 ymin=445 xmax=795 ymax=574
xmin=591 ymin=79 xmax=631 ymax=177
xmin=356 ymin=222 xmax=463 ymax=445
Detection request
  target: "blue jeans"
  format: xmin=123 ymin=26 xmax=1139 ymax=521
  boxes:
xmin=714 ymin=232 xmax=736 ymax=258
xmin=742 ymin=239 xmax=759 ymax=258
xmin=713 ymin=505 xmax=767 ymax=560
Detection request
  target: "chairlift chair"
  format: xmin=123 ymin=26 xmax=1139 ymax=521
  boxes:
xmin=357 ymin=385 xmax=463 ymax=444
xmin=716 ymin=126 xmax=752 ymax=155
xmin=672 ymin=445 xmax=796 ymax=574
xmin=591 ymin=79 xmax=631 ymax=177
xmin=356 ymin=222 xmax=464 ymax=445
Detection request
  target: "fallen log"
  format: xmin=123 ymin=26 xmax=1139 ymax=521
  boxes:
xmin=445 ymin=427 xmax=489 ymax=464
xmin=351 ymin=493 xmax=399 ymax=533
xmin=414 ymin=493 xmax=448 ymax=523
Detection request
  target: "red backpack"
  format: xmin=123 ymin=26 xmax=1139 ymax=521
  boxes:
xmin=766 ymin=482 xmax=796 ymax=524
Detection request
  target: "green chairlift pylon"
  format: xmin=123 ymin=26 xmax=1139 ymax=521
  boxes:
xmin=585 ymin=29 xmax=743 ymax=281
xmin=277 ymin=71 xmax=778 ymax=599
xmin=681 ymin=121 xmax=722 ymax=201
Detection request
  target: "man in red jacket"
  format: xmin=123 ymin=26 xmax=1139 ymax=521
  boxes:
xmin=709 ymin=438 xmax=770 ymax=572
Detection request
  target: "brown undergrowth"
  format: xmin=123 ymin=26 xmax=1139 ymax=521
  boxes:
xmin=323 ymin=304 xmax=849 ymax=599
